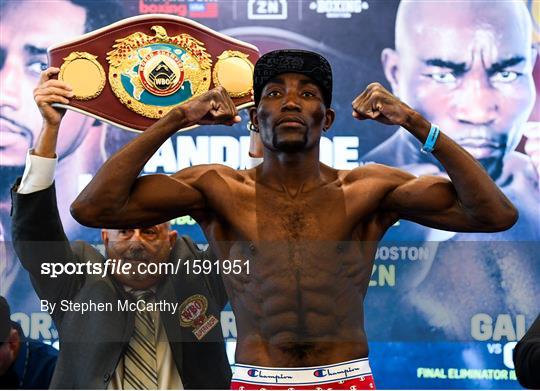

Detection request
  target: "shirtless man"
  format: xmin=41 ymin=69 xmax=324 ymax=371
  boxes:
xmin=70 ymin=50 xmax=517 ymax=389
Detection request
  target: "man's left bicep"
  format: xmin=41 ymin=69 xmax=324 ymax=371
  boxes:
xmin=391 ymin=176 xmax=457 ymax=208
xmin=383 ymin=176 xmax=478 ymax=231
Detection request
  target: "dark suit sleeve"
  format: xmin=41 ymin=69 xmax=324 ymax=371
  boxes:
xmin=10 ymin=181 xmax=85 ymax=322
xmin=514 ymin=314 xmax=540 ymax=389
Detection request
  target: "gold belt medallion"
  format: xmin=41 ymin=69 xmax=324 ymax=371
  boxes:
xmin=107 ymin=25 xmax=212 ymax=119
xmin=59 ymin=52 xmax=106 ymax=100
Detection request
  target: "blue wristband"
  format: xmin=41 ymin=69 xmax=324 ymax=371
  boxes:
xmin=421 ymin=124 xmax=440 ymax=154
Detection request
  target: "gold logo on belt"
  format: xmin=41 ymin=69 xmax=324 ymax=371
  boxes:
xmin=139 ymin=50 xmax=185 ymax=96
xmin=106 ymin=25 xmax=212 ymax=119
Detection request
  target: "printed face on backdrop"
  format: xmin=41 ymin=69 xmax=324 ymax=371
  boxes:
xmin=382 ymin=1 xmax=536 ymax=174
xmin=0 ymin=0 xmax=95 ymax=167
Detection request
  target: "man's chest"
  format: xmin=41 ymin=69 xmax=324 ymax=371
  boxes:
xmin=205 ymin=182 xmax=373 ymax=242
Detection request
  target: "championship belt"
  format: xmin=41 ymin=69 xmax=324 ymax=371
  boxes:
xmin=48 ymin=14 xmax=259 ymax=132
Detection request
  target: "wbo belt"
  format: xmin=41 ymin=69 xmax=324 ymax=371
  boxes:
xmin=48 ymin=14 xmax=260 ymax=132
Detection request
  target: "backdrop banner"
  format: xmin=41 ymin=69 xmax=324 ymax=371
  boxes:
xmin=1 ymin=1 xmax=538 ymax=389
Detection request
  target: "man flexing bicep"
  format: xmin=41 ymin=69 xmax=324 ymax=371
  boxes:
xmin=351 ymin=83 xmax=517 ymax=232
xmin=71 ymin=86 xmax=241 ymax=228
xmin=71 ymin=49 xmax=519 ymax=390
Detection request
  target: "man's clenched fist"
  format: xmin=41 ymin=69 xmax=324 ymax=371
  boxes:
xmin=352 ymin=82 xmax=414 ymax=126
xmin=180 ymin=86 xmax=241 ymax=127
xmin=523 ymin=122 xmax=540 ymax=188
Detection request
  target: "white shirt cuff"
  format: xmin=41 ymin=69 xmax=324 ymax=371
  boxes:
xmin=17 ymin=150 xmax=57 ymax=194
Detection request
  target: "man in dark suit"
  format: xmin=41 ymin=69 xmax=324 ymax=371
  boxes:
xmin=514 ymin=314 xmax=540 ymax=389
xmin=0 ymin=296 xmax=57 ymax=389
xmin=10 ymin=67 xmax=231 ymax=389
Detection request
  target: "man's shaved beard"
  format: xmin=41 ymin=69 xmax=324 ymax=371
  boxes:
xmin=273 ymin=133 xmax=308 ymax=153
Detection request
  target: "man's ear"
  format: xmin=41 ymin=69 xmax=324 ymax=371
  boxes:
xmin=168 ymin=230 xmax=178 ymax=248
xmin=249 ymin=107 xmax=259 ymax=130
xmin=382 ymin=48 xmax=400 ymax=95
xmin=248 ymin=106 xmax=263 ymax=157
xmin=323 ymin=108 xmax=336 ymax=132
xmin=101 ymin=230 xmax=109 ymax=247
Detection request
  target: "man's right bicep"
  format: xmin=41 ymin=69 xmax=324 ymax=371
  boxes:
xmin=109 ymin=167 xmax=209 ymax=228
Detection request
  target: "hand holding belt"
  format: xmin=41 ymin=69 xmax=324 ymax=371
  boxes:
xmin=48 ymin=14 xmax=260 ymax=132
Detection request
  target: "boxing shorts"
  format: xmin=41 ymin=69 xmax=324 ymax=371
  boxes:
xmin=231 ymin=358 xmax=376 ymax=390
